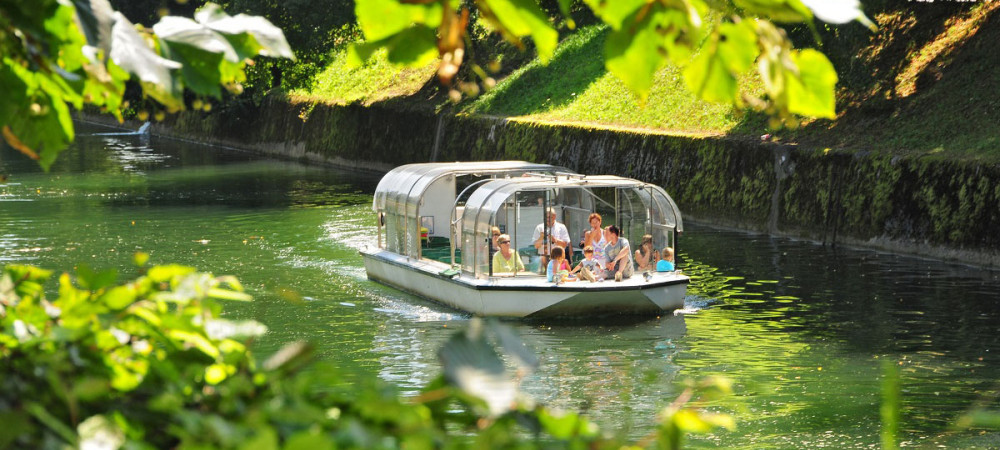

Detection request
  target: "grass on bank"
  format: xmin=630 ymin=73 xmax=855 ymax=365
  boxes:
xmin=464 ymin=25 xmax=766 ymax=135
xmin=290 ymin=47 xmax=436 ymax=105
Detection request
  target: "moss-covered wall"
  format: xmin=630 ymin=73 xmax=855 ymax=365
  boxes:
xmin=128 ymin=95 xmax=999 ymax=266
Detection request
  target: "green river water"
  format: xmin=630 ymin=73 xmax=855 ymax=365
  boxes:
xmin=3 ymin=123 xmax=1000 ymax=448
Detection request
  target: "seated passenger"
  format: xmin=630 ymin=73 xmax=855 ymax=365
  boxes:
xmin=490 ymin=226 xmax=501 ymax=251
xmin=634 ymin=234 xmax=660 ymax=272
xmin=546 ymin=246 xmax=576 ymax=283
xmin=570 ymin=245 xmax=601 ymax=282
xmin=656 ymin=246 xmax=676 ymax=272
xmin=532 ymin=207 xmax=570 ymax=272
xmin=492 ymin=234 xmax=525 ymax=274
xmin=603 ymin=225 xmax=634 ymax=281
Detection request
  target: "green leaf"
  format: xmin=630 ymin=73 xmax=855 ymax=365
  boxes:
xmin=240 ymin=427 xmax=279 ymax=450
xmin=101 ymin=284 xmax=137 ymax=309
xmin=206 ymin=287 xmax=252 ymax=302
xmin=733 ymin=0 xmax=813 ymax=22
xmin=537 ymin=409 xmax=598 ymax=439
xmin=147 ymin=264 xmax=197 ymax=283
xmin=438 ymin=321 xmax=516 ymax=416
xmin=355 ymin=0 xmax=443 ymax=42
xmin=76 ymin=264 xmax=118 ymax=291
xmin=0 ymin=61 xmax=76 ymax=169
xmin=45 ymin=2 xmax=89 ymax=72
xmin=154 ymin=16 xmax=239 ymax=62
xmin=556 ymin=0 xmax=575 ymax=28
xmin=482 ymin=0 xmax=558 ymax=61
xmin=716 ymin=22 xmax=759 ymax=73
xmin=25 ymin=402 xmax=77 ymax=446
xmin=385 ymin=26 xmax=439 ymax=66
xmin=205 ymin=363 xmax=229 ymax=385
xmin=71 ymin=377 xmax=111 ymax=402
xmin=70 ymin=0 xmax=115 ymax=51
xmin=346 ymin=40 xmax=382 ymax=67
xmin=581 ymin=0 xmax=646 ymax=30
xmin=168 ymin=329 xmax=221 ymax=358
xmin=604 ymin=8 xmax=663 ymax=102
xmin=671 ymin=409 xmax=713 ymax=433
xmin=786 ymin=48 xmax=837 ymax=118
xmin=109 ymin=12 xmax=183 ymax=110
xmin=684 ymin=22 xmax=759 ymax=104
xmin=684 ymin=44 xmax=736 ymax=103
xmin=194 ymin=3 xmax=295 ymax=60
xmin=161 ymin=40 xmax=227 ymax=97
xmin=133 ymin=252 xmax=150 ymax=267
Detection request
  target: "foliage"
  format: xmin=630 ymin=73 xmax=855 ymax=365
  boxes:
xmin=0 ymin=260 xmax=733 ymax=449
xmin=351 ymin=0 xmax=874 ymax=125
xmin=0 ymin=0 xmax=293 ymax=170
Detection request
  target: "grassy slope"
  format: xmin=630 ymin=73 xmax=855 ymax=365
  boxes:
xmin=293 ymin=4 xmax=998 ymax=159
xmin=464 ymin=26 xmax=765 ymax=135
xmin=789 ymin=1 xmax=1000 ymax=160
xmin=289 ymin=48 xmax=437 ymax=105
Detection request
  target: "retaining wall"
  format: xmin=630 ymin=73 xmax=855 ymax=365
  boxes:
xmin=100 ymin=95 xmax=1000 ymax=266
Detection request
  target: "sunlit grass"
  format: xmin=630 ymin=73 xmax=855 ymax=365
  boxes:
xmin=466 ymin=26 xmax=765 ymax=135
xmin=291 ymin=47 xmax=437 ymax=105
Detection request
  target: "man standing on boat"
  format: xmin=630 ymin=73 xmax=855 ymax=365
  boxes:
xmin=533 ymin=207 xmax=570 ymax=273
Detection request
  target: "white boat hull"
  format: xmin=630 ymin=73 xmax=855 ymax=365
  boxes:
xmin=361 ymin=249 xmax=689 ymax=318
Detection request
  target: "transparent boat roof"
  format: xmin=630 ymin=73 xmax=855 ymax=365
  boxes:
xmin=372 ymin=161 xmax=570 ymax=213
xmin=461 ymin=174 xmax=684 ymax=237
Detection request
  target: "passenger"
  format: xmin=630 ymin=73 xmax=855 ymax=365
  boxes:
xmin=491 ymin=234 xmax=525 ymax=274
xmin=490 ymin=226 xmax=502 ymax=251
xmin=656 ymin=246 xmax=676 ymax=272
xmin=582 ymin=213 xmax=608 ymax=267
xmin=603 ymin=225 xmax=633 ymax=282
xmin=570 ymin=245 xmax=601 ymax=282
xmin=532 ymin=207 xmax=570 ymax=272
xmin=634 ymin=234 xmax=660 ymax=272
xmin=546 ymin=246 xmax=576 ymax=283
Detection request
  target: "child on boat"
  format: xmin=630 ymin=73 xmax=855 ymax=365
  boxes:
xmin=656 ymin=246 xmax=675 ymax=272
xmin=546 ymin=246 xmax=576 ymax=283
xmin=570 ymin=245 xmax=601 ymax=282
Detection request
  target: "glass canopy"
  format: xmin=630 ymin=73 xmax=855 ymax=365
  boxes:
xmin=373 ymin=163 xmax=684 ymax=280
xmin=371 ymin=161 xmax=571 ymax=259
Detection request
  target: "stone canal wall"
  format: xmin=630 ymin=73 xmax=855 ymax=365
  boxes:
xmin=86 ymin=95 xmax=1000 ymax=266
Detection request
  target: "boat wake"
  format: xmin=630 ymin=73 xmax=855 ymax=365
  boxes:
xmin=675 ymin=294 xmax=717 ymax=315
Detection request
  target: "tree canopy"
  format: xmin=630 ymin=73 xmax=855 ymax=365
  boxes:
xmin=352 ymin=0 xmax=874 ymax=126
xmin=0 ymin=0 xmax=293 ymax=170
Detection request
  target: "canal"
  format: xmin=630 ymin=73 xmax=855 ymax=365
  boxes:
xmin=2 ymin=122 xmax=999 ymax=447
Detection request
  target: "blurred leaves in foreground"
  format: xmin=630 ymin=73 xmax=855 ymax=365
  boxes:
xmin=0 ymin=260 xmax=732 ymax=448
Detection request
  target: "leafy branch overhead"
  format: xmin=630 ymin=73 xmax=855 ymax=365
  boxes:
xmin=352 ymin=0 xmax=874 ymax=124
xmin=0 ymin=0 xmax=293 ymax=170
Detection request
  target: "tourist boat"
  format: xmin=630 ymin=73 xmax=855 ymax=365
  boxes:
xmin=360 ymin=161 xmax=689 ymax=317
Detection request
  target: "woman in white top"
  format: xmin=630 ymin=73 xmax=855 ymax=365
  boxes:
xmin=582 ymin=212 xmax=608 ymax=266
